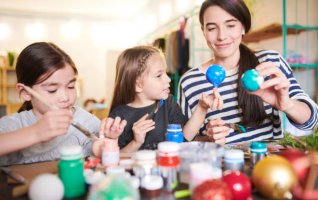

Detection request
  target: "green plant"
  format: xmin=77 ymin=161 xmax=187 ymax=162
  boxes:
xmin=279 ymin=126 xmax=318 ymax=151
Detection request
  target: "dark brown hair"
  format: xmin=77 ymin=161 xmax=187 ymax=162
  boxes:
xmin=199 ymin=0 xmax=267 ymax=126
xmin=16 ymin=42 xmax=78 ymax=112
xmin=110 ymin=46 xmax=162 ymax=112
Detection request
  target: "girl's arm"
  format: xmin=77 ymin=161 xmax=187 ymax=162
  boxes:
xmin=0 ymin=109 xmax=73 ymax=156
xmin=0 ymin=126 xmax=42 ymax=156
xmin=183 ymin=89 xmax=223 ymax=141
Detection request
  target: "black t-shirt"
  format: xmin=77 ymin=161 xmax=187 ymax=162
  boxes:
xmin=109 ymin=95 xmax=188 ymax=150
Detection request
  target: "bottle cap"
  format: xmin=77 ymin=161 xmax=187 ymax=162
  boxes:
xmin=119 ymin=159 xmax=134 ymax=170
xmin=134 ymin=150 xmax=156 ymax=161
xmin=224 ymin=149 xmax=244 ymax=163
xmin=250 ymin=142 xmax=267 ymax=153
xmin=106 ymin=166 xmax=126 ymax=175
xmin=141 ymin=175 xmax=163 ymax=190
xmin=167 ymin=124 xmax=182 ymax=132
xmin=129 ymin=176 xmax=140 ymax=189
xmin=190 ymin=162 xmax=222 ymax=179
xmin=59 ymin=145 xmax=83 ymax=160
xmin=157 ymin=141 xmax=180 ymax=154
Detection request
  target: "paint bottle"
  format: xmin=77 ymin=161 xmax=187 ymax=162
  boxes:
xmin=102 ymin=138 xmax=120 ymax=167
xmin=250 ymin=141 xmax=267 ymax=168
xmin=224 ymin=149 xmax=245 ymax=172
xmin=166 ymin=124 xmax=184 ymax=143
xmin=157 ymin=141 xmax=180 ymax=192
xmin=59 ymin=145 xmax=85 ymax=198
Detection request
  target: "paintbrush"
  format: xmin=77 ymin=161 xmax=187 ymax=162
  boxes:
xmin=147 ymin=99 xmax=164 ymax=119
xmin=225 ymin=123 xmax=247 ymax=133
xmin=22 ymin=85 xmax=98 ymax=140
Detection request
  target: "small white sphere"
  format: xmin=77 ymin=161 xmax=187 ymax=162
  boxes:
xmin=29 ymin=174 xmax=64 ymax=200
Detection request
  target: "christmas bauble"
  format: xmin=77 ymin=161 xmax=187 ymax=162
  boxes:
xmin=241 ymin=69 xmax=264 ymax=91
xmin=278 ymin=148 xmax=310 ymax=186
xmin=193 ymin=179 xmax=232 ymax=200
xmin=222 ymin=171 xmax=252 ymax=200
xmin=252 ymin=155 xmax=298 ymax=199
xmin=206 ymin=64 xmax=226 ymax=88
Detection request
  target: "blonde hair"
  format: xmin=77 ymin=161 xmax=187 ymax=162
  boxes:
xmin=110 ymin=45 xmax=163 ymax=112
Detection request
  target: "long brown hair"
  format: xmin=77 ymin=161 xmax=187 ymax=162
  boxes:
xmin=199 ymin=0 xmax=267 ymax=126
xmin=110 ymin=46 xmax=162 ymax=112
xmin=16 ymin=42 xmax=78 ymax=112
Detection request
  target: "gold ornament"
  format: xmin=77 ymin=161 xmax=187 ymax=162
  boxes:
xmin=252 ymin=155 xmax=298 ymax=199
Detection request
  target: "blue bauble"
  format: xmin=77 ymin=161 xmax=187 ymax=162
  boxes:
xmin=206 ymin=64 xmax=226 ymax=88
xmin=241 ymin=69 xmax=264 ymax=91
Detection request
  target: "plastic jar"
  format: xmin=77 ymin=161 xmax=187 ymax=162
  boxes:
xmin=249 ymin=142 xmax=267 ymax=168
xmin=189 ymin=162 xmax=222 ymax=192
xmin=102 ymin=138 xmax=120 ymax=167
xmin=58 ymin=145 xmax=85 ymax=198
xmin=133 ymin=150 xmax=157 ymax=179
xmin=224 ymin=149 xmax=245 ymax=172
xmin=140 ymin=175 xmax=163 ymax=199
xmin=166 ymin=124 xmax=184 ymax=143
xmin=157 ymin=141 xmax=180 ymax=191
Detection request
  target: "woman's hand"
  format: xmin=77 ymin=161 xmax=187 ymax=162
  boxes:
xmin=199 ymin=88 xmax=223 ymax=110
xmin=251 ymin=62 xmax=294 ymax=112
xmin=132 ymin=114 xmax=155 ymax=145
xmin=100 ymin=116 xmax=127 ymax=139
xmin=34 ymin=109 xmax=73 ymax=142
xmin=206 ymin=118 xmax=230 ymax=144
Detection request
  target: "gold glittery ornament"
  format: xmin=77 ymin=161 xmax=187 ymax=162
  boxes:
xmin=252 ymin=155 xmax=298 ymax=199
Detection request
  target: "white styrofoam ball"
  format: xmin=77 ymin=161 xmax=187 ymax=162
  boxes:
xmin=28 ymin=173 xmax=64 ymax=200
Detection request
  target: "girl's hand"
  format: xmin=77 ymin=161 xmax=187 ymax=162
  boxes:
xmin=100 ymin=116 xmax=127 ymax=139
xmin=199 ymin=88 xmax=223 ymax=110
xmin=251 ymin=62 xmax=294 ymax=111
xmin=206 ymin=118 xmax=230 ymax=144
xmin=132 ymin=114 xmax=155 ymax=145
xmin=34 ymin=109 xmax=73 ymax=142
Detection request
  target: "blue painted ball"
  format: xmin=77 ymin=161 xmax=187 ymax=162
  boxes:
xmin=241 ymin=69 xmax=264 ymax=91
xmin=206 ymin=64 xmax=226 ymax=88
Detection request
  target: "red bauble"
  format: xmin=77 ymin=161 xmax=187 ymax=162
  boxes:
xmin=193 ymin=179 xmax=232 ymax=200
xmin=278 ymin=148 xmax=310 ymax=186
xmin=222 ymin=171 xmax=252 ymax=200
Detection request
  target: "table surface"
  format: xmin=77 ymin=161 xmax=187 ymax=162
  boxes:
xmin=1 ymin=150 xmax=317 ymax=200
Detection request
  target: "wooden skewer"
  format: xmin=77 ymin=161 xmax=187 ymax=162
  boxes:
xmin=304 ymin=151 xmax=318 ymax=193
xmin=22 ymin=85 xmax=98 ymax=141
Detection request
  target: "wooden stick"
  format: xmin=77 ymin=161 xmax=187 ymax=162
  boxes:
xmin=22 ymin=85 xmax=98 ymax=140
xmin=304 ymin=151 xmax=318 ymax=192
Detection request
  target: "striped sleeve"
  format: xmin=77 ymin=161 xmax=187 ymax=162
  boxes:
xmin=278 ymin=54 xmax=318 ymax=130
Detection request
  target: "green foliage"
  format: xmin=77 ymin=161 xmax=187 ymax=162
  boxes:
xmin=279 ymin=126 xmax=318 ymax=151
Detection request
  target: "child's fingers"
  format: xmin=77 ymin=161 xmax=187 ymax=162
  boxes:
xmin=119 ymin=119 xmax=127 ymax=131
xmin=111 ymin=116 xmax=122 ymax=130
xmin=144 ymin=125 xmax=155 ymax=133
xmin=134 ymin=118 xmax=154 ymax=128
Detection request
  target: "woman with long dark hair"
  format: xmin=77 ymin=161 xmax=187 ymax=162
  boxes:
xmin=178 ymin=0 xmax=318 ymax=144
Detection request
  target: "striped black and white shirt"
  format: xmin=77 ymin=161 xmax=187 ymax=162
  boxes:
xmin=178 ymin=50 xmax=318 ymax=144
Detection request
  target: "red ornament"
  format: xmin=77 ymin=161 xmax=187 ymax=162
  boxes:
xmin=278 ymin=148 xmax=310 ymax=186
xmin=193 ymin=179 xmax=232 ymax=200
xmin=222 ymin=171 xmax=252 ymax=200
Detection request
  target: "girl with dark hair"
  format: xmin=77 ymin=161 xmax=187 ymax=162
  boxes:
xmin=178 ymin=0 xmax=318 ymax=144
xmin=0 ymin=42 xmax=123 ymax=164
xmin=107 ymin=45 xmax=219 ymax=152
